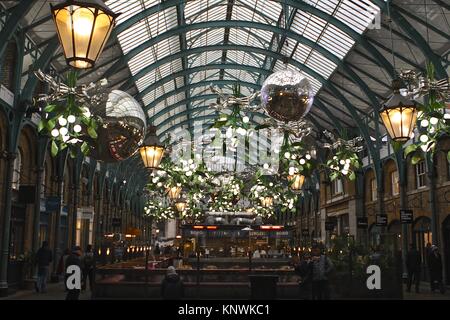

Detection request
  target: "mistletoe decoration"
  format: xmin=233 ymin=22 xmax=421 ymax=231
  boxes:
xmin=322 ymin=131 xmax=363 ymax=181
xmin=36 ymin=71 xmax=103 ymax=157
xmin=401 ymin=64 xmax=450 ymax=164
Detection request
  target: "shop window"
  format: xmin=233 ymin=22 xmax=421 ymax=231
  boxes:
xmin=41 ymin=166 xmax=46 ymax=198
xmin=11 ymin=150 xmax=22 ymax=190
xmin=391 ymin=171 xmax=399 ymax=196
xmin=332 ymin=178 xmax=343 ymax=196
xmin=415 ymin=161 xmax=427 ymax=189
xmin=10 ymin=207 xmax=25 ymax=260
xmin=447 ymin=155 xmax=450 ymax=181
xmin=371 ymin=178 xmax=377 ymax=201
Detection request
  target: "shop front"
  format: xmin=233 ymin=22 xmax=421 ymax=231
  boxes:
xmin=180 ymin=225 xmax=293 ymax=258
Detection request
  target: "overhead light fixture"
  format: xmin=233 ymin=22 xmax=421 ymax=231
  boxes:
xmin=260 ymin=196 xmax=274 ymax=208
xmin=288 ymin=174 xmax=305 ymax=191
xmin=380 ymin=79 xmax=418 ymax=143
xmin=175 ymin=200 xmax=187 ymax=213
xmin=51 ymin=0 xmax=119 ymax=69
xmin=167 ymin=186 xmax=182 ymax=200
xmin=140 ymin=126 xmax=165 ymax=170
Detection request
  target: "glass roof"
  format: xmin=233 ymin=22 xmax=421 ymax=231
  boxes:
xmin=105 ymin=0 xmax=382 ymax=134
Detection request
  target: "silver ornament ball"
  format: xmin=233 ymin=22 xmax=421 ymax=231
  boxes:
xmin=261 ymin=69 xmax=314 ymax=122
xmin=89 ymin=90 xmax=147 ymax=162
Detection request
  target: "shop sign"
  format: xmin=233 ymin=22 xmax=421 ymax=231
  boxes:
xmin=376 ymin=214 xmax=388 ymax=227
xmin=112 ymin=218 xmax=122 ymax=227
xmin=357 ymin=217 xmax=368 ymax=229
xmin=400 ymin=209 xmax=413 ymax=224
xmin=325 ymin=221 xmax=335 ymax=231
xmin=46 ymin=196 xmax=60 ymax=212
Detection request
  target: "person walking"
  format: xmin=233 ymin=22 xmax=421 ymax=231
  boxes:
xmin=161 ymin=266 xmax=184 ymax=300
xmin=406 ymin=244 xmax=421 ymax=293
xmin=428 ymin=246 xmax=445 ymax=294
xmin=311 ymin=247 xmax=334 ymax=300
xmin=82 ymin=244 xmax=95 ymax=292
xmin=57 ymin=248 xmax=71 ymax=291
xmin=65 ymin=246 xmax=82 ymax=300
xmin=154 ymin=244 xmax=161 ymax=256
xmin=295 ymin=253 xmax=313 ymax=299
xmin=35 ymin=241 xmax=53 ymax=293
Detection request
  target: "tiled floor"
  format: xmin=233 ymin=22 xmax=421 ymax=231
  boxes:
xmin=0 ymin=282 xmax=92 ymax=300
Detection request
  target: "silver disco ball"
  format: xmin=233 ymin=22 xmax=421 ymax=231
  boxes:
xmin=89 ymin=90 xmax=147 ymax=162
xmin=261 ymin=69 xmax=314 ymax=122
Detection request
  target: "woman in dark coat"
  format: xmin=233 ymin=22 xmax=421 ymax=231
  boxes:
xmin=295 ymin=253 xmax=313 ymax=300
xmin=161 ymin=266 xmax=184 ymax=300
xmin=428 ymin=246 xmax=445 ymax=294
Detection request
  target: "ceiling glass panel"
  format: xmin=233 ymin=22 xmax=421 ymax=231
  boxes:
xmin=105 ymin=0 xmax=383 ymax=136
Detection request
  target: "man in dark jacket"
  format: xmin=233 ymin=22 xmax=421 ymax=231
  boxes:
xmin=66 ymin=246 xmax=82 ymax=300
xmin=406 ymin=244 xmax=421 ymax=293
xmin=161 ymin=266 xmax=184 ymax=300
xmin=295 ymin=253 xmax=313 ymax=300
xmin=428 ymin=246 xmax=445 ymax=294
xmin=311 ymin=247 xmax=334 ymax=300
xmin=35 ymin=241 xmax=53 ymax=293
xmin=82 ymin=244 xmax=95 ymax=291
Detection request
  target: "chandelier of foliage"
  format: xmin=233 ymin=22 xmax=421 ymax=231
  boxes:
xmin=36 ymin=71 xmax=102 ymax=158
xmin=35 ymin=70 xmax=147 ymax=161
xmin=389 ymin=64 xmax=450 ymax=164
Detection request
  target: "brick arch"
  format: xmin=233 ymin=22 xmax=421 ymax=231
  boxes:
xmin=0 ymin=107 xmax=7 ymax=151
xmin=364 ymin=168 xmax=376 ymax=203
xmin=383 ymin=158 xmax=398 ymax=197
xmin=80 ymin=164 xmax=89 ymax=206
xmin=43 ymin=152 xmax=55 ymax=197
xmin=63 ymin=161 xmax=72 ymax=205
xmin=17 ymin=124 xmax=37 ymax=185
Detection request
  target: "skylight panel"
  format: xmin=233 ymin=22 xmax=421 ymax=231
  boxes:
xmin=189 ymin=28 xmax=225 ymax=48
xmin=190 ymin=51 xmax=223 ymax=68
xmin=231 ymin=4 xmax=272 ymax=25
xmin=185 ymin=0 xmax=224 ymax=20
xmin=243 ymin=0 xmax=283 ymax=22
xmin=188 ymin=4 xmax=227 ymax=23
xmin=305 ymin=51 xmax=337 ymax=79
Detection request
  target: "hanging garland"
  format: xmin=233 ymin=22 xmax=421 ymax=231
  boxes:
xmin=322 ymin=131 xmax=363 ymax=181
xmin=402 ymin=64 xmax=450 ymax=164
xmin=36 ymin=71 xmax=102 ymax=157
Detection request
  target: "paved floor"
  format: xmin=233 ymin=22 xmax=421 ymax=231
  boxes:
xmin=1 ymin=281 xmax=449 ymax=300
xmin=402 ymin=282 xmax=450 ymax=300
xmin=0 ymin=282 xmax=92 ymax=300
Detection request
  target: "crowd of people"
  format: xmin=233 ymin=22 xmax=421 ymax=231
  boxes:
xmin=406 ymin=243 xmax=445 ymax=294
xmin=32 ymin=239 xmax=447 ymax=300
xmin=34 ymin=241 xmax=96 ymax=300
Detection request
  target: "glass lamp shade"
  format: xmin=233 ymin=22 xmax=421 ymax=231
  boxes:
xmin=288 ymin=174 xmax=305 ymax=191
xmin=140 ymin=146 xmax=164 ymax=169
xmin=140 ymin=126 xmax=165 ymax=169
xmin=167 ymin=186 xmax=182 ymax=200
xmin=260 ymin=196 xmax=274 ymax=208
xmin=380 ymin=93 xmax=417 ymax=142
xmin=51 ymin=0 xmax=119 ymax=69
xmin=175 ymin=201 xmax=187 ymax=213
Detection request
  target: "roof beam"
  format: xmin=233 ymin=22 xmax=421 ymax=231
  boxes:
xmin=392 ymin=5 xmax=450 ymax=41
xmin=103 ymin=20 xmax=386 ymax=118
xmin=132 ymin=63 xmax=270 ymax=99
xmin=0 ymin=0 xmax=38 ymax=59
xmin=389 ymin=4 xmax=447 ymax=79
xmin=176 ymin=1 xmax=192 ymax=136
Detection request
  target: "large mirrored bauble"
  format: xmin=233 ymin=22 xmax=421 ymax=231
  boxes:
xmin=261 ymin=69 xmax=314 ymax=122
xmin=89 ymin=90 xmax=147 ymax=162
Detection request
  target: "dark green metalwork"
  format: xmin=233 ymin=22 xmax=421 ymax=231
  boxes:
xmin=0 ymin=0 xmax=38 ymax=61
xmin=132 ymin=63 xmax=270 ymax=99
xmin=390 ymin=3 xmax=447 ymax=79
